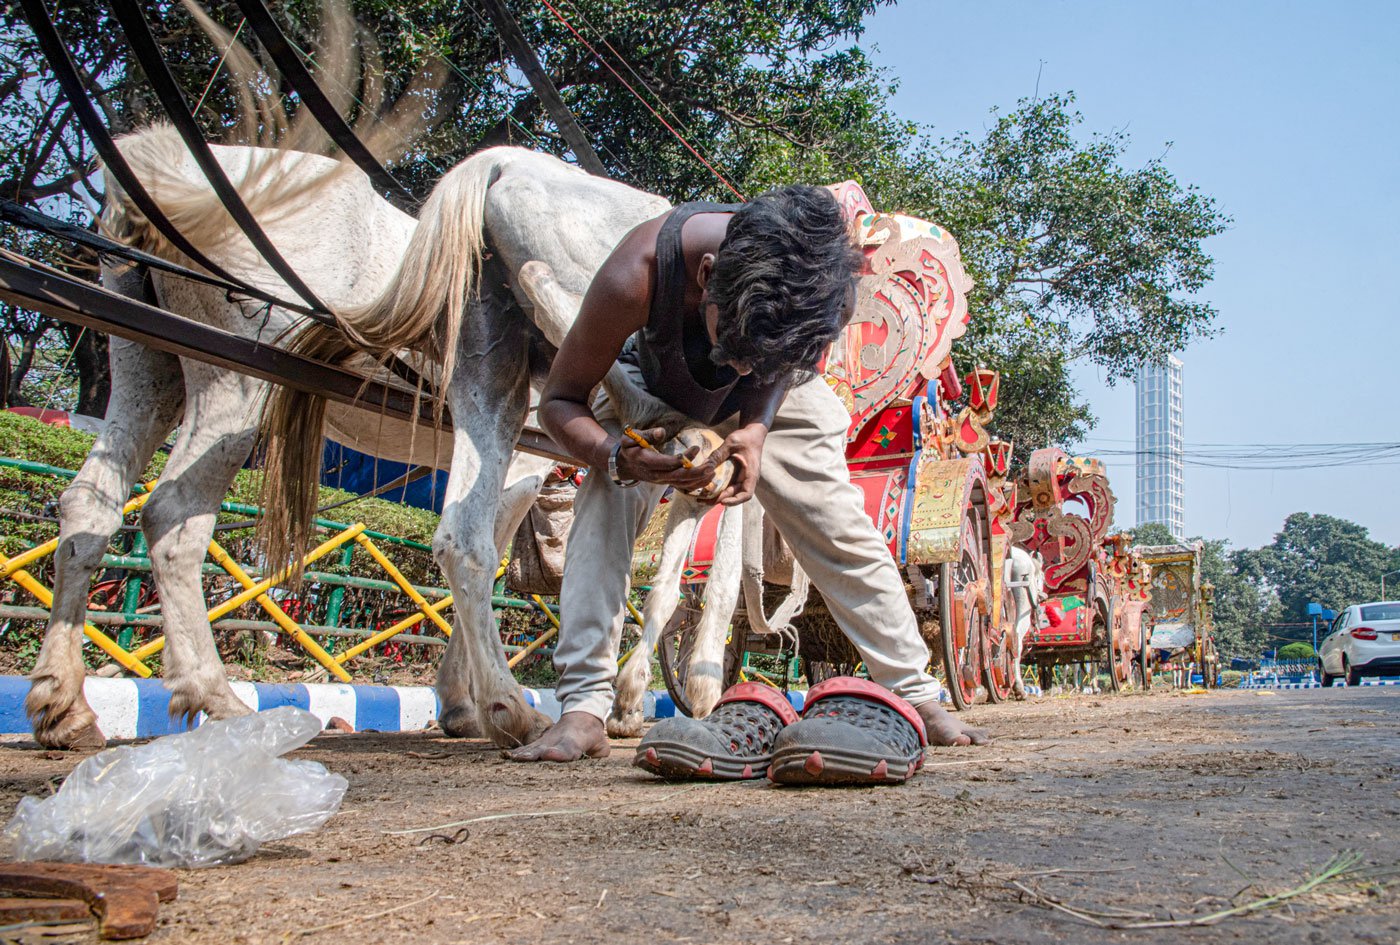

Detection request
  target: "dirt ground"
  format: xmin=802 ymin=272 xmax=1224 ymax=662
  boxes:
xmin=0 ymin=687 xmax=1396 ymax=944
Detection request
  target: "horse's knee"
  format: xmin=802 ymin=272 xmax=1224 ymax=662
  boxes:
xmin=140 ymin=493 xmax=208 ymax=572
xmin=53 ymin=492 xmax=117 ymax=574
xmin=432 ymin=523 xmax=496 ymax=587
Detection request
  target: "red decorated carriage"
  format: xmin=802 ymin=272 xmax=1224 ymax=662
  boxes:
xmin=636 ymin=183 xmax=1019 ymax=712
xmin=1009 ymin=449 xmax=1149 ymax=692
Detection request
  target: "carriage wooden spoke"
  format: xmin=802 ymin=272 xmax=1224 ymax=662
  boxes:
xmin=937 ymin=496 xmax=991 ymax=710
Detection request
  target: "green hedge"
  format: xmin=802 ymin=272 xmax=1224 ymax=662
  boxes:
xmin=0 ymin=411 xmax=446 ymax=586
xmin=0 ymin=411 xmax=441 ymax=541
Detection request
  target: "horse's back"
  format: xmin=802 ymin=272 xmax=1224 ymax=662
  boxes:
xmin=480 ymin=149 xmax=671 ymax=298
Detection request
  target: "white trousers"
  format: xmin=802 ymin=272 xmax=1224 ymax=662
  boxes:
xmin=553 ymin=369 xmax=943 ymax=720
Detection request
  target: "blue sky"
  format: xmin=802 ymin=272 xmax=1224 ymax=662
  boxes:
xmin=861 ymin=0 xmax=1400 ymax=550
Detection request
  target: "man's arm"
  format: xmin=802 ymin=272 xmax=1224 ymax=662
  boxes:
xmin=538 ymin=225 xmax=718 ymax=491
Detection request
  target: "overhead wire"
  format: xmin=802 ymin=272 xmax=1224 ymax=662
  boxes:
xmin=1076 ymin=441 xmax=1400 ymax=471
xmin=454 ymin=1 xmax=634 ymax=179
xmin=557 ymin=1 xmax=713 ymax=155
xmin=534 ymin=0 xmax=745 ymax=200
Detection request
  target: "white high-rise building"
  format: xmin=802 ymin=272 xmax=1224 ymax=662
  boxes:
xmin=1135 ymin=355 xmax=1184 ymax=539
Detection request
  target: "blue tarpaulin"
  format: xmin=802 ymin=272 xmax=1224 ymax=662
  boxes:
xmin=319 ymin=443 xmax=446 ymax=513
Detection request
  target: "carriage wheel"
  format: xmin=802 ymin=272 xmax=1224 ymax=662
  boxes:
xmin=982 ymin=584 xmax=1017 ymax=703
xmin=801 ymin=658 xmax=860 ymax=687
xmin=938 ymin=501 xmax=990 ymax=711
xmin=656 ymin=592 xmax=745 ymax=718
xmin=1098 ymin=606 xmax=1122 ymax=694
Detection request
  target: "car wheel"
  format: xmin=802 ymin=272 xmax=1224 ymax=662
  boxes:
xmin=1319 ymin=660 xmax=1334 ymax=687
xmin=1345 ymin=658 xmax=1362 ymax=687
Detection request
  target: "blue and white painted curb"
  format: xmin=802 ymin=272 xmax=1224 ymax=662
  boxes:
xmin=0 ymin=675 xmax=808 ymax=740
xmin=1237 ymin=677 xmax=1400 ymax=690
xmin=0 ymin=676 xmax=438 ymax=739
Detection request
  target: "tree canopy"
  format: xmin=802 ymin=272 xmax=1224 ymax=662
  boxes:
xmin=1132 ymin=514 xmax=1400 ymax=659
xmin=0 ymin=0 xmax=1227 ymax=449
xmin=1238 ymin=513 xmax=1400 ymax=627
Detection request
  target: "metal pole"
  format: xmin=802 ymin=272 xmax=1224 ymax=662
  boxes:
xmin=1382 ymin=569 xmax=1400 ymax=600
xmin=1311 ymin=614 xmax=1318 ymax=685
xmin=479 ymin=0 xmax=608 ymax=176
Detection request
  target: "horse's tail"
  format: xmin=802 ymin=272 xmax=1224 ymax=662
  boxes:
xmin=257 ymin=147 xmax=524 ymax=574
xmin=256 ymin=322 xmax=356 ymax=580
xmin=329 ymin=147 xmax=524 ymax=382
xmin=102 ymin=0 xmax=449 ymax=261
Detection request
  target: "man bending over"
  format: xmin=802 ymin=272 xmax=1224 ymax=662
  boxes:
xmin=508 ymin=185 xmax=987 ymax=766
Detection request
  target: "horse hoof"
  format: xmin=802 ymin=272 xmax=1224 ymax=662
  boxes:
xmin=35 ymin=717 xmax=106 ymax=751
xmin=606 ymin=710 xmax=644 ymax=739
xmin=483 ymin=701 xmax=551 ymax=749
xmin=438 ymin=705 xmax=482 ymax=739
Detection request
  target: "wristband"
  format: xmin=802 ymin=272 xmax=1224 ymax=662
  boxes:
xmin=607 ymin=439 xmax=639 ymax=487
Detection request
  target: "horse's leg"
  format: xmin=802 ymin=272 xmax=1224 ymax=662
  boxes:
xmin=429 ymin=450 xmax=552 ymax=739
xmin=140 ymin=363 xmax=263 ymax=724
xmin=684 ymin=503 xmax=744 ymax=718
xmin=1011 ymin=591 xmax=1028 ymax=699
xmin=433 ymin=291 xmax=551 ymax=746
xmin=494 ymin=451 xmax=556 ymax=555
xmin=27 ymin=338 xmax=184 ymax=748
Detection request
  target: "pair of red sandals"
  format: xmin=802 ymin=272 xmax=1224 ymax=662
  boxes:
xmin=634 ymin=677 xmax=927 ymax=786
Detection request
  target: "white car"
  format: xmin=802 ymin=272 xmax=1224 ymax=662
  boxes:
xmin=1318 ymin=601 xmax=1400 ymax=685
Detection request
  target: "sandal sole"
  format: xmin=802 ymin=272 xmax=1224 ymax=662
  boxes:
xmin=632 ymin=740 xmax=767 ymax=781
xmin=768 ymin=743 xmax=922 ymax=786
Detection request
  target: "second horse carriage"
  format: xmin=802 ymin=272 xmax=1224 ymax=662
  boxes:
xmin=1007 ymin=448 xmax=1152 ymax=693
xmin=630 ymin=182 xmax=1021 ymax=714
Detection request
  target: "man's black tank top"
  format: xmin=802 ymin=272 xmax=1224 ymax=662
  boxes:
xmin=623 ymin=201 xmax=745 ymax=424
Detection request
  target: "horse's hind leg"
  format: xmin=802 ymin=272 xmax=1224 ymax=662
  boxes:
xmin=433 ymin=289 xmax=552 ymax=747
xmin=27 ymin=338 xmax=184 ymax=748
xmin=140 ymin=362 xmax=263 ymax=724
xmin=436 ymin=450 xmax=554 ymax=739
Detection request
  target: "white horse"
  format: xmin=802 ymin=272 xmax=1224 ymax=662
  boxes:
xmin=29 ymin=121 xmax=743 ymax=749
xmin=252 ymin=139 xmax=799 ymax=747
xmin=22 ymin=126 xmax=571 ymax=748
xmin=1004 ymin=546 xmax=1047 ymax=698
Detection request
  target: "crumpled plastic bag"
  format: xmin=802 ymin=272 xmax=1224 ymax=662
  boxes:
xmin=3 ymin=706 xmax=347 ymax=868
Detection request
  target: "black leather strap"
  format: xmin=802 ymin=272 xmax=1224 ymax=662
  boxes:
xmin=108 ymin=0 xmax=330 ymax=314
xmin=16 ymin=0 xmax=323 ymax=319
xmin=0 ymin=198 xmax=336 ymax=325
xmin=230 ymin=0 xmax=418 ymax=207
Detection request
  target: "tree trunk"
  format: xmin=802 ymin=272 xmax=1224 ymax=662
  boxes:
xmin=7 ymin=327 xmax=44 ymax=408
xmin=66 ymin=324 xmax=110 ymax=417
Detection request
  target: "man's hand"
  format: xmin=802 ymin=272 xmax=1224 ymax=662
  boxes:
xmin=613 ymin=427 xmax=718 ymax=491
xmin=711 ymin=424 xmax=767 ymax=506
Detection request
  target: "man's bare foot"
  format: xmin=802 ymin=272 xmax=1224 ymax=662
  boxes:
xmin=505 ymin=711 xmax=611 ymax=762
xmin=917 ymin=701 xmax=990 ymax=747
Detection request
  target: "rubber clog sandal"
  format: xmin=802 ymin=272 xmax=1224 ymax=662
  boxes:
xmin=767 ymin=677 xmax=927 ymax=786
xmin=633 ymin=682 xmax=799 ymax=780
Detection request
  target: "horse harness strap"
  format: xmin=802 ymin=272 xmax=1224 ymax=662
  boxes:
xmin=230 ymin=0 xmax=418 ymax=208
xmin=106 ymin=0 xmax=330 ymax=315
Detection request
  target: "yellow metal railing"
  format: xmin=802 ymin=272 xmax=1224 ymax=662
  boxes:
xmin=1 ymin=480 xmax=658 ymax=684
xmin=0 ymin=479 xmax=481 ymax=682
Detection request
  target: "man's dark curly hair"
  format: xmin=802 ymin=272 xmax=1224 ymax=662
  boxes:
xmin=706 ymin=184 xmax=863 ymax=384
